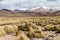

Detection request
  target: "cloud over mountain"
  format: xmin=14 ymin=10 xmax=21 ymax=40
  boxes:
xmin=0 ymin=0 xmax=60 ymax=10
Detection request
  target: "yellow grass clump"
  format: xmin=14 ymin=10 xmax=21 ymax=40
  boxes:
xmin=4 ymin=25 xmax=18 ymax=34
xmin=0 ymin=29 xmax=6 ymax=37
xmin=16 ymin=30 xmax=30 ymax=40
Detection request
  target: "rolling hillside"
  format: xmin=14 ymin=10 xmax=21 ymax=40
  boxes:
xmin=0 ymin=8 xmax=60 ymax=17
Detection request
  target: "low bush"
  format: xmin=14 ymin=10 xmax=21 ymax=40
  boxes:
xmin=44 ymin=24 xmax=54 ymax=31
xmin=18 ymin=22 xmax=29 ymax=31
xmin=33 ymin=32 xmax=44 ymax=38
xmin=53 ymin=25 xmax=60 ymax=32
xmin=38 ymin=20 xmax=47 ymax=26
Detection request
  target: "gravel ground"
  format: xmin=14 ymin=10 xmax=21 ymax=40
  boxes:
xmin=0 ymin=31 xmax=60 ymax=40
xmin=0 ymin=35 xmax=16 ymax=40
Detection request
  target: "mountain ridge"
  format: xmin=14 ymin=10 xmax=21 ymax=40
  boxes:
xmin=0 ymin=8 xmax=60 ymax=17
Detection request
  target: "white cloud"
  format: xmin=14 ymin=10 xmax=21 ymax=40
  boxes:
xmin=0 ymin=0 xmax=60 ymax=10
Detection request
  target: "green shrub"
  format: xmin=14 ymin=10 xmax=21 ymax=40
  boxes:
xmin=38 ymin=20 xmax=47 ymax=26
xmin=56 ymin=20 xmax=60 ymax=24
xmin=18 ymin=22 xmax=30 ymax=31
xmin=44 ymin=24 xmax=54 ymax=31
xmin=53 ymin=25 xmax=60 ymax=32
xmin=33 ymin=32 xmax=44 ymax=38
xmin=55 ymin=27 xmax=60 ymax=32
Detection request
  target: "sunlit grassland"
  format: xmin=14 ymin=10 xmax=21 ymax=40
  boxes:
xmin=0 ymin=16 xmax=60 ymax=24
xmin=0 ymin=16 xmax=60 ymax=40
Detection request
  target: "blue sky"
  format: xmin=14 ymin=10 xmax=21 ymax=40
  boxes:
xmin=0 ymin=0 xmax=60 ymax=10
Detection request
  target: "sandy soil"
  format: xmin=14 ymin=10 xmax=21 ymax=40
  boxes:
xmin=0 ymin=35 xmax=16 ymax=40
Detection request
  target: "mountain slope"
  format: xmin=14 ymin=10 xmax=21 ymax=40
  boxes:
xmin=15 ymin=8 xmax=57 ymax=16
xmin=0 ymin=9 xmax=29 ymax=17
xmin=0 ymin=8 xmax=60 ymax=17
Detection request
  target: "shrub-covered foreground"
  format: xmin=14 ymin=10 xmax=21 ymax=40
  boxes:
xmin=0 ymin=17 xmax=60 ymax=40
